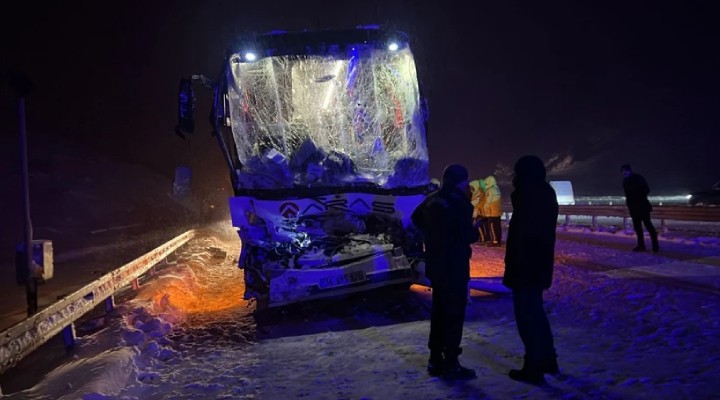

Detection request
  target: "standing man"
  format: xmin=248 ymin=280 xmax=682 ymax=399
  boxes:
xmin=621 ymin=164 xmax=659 ymax=253
xmin=470 ymin=178 xmax=489 ymax=243
xmin=412 ymin=163 xmax=479 ymax=380
xmin=504 ymin=155 xmax=559 ymax=385
xmin=483 ymin=175 xmax=503 ymax=246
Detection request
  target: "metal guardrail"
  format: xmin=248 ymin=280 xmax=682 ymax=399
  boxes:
xmin=0 ymin=230 xmax=196 ymax=375
xmin=558 ymin=205 xmax=720 ymax=222
xmin=557 ymin=205 xmax=720 ymax=232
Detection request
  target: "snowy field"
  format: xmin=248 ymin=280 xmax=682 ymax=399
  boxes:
xmin=2 ymin=224 xmax=720 ymax=399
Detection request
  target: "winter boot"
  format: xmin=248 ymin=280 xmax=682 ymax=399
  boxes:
xmin=443 ymin=361 xmax=477 ymax=380
xmin=442 ymin=349 xmax=476 ymax=380
xmin=632 ymin=245 xmax=646 ymax=252
xmin=542 ymin=359 xmax=559 ymax=375
xmin=427 ymin=351 xmax=444 ymax=377
xmin=651 ymin=239 xmax=659 ymax=253
xmin=509 ymin=367 xmax=545 ymax=385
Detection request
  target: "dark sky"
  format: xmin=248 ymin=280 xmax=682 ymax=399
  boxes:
xmin=2 ymin=1 xmax=719 ymax=195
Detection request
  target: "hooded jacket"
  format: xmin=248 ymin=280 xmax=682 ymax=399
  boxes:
xmin=483 ymin=176 xmax=502 ymax=217
xmin=412 ymin=186 xmax=479 ymax=284
xmin=503 ymin=156 xmax=559 ymax=289
xmin=470 ymin=179 xmax=486 ymax=218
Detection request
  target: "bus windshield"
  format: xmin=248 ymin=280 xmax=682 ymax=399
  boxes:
xmin=227 ymin=46 xmax=429 ymax=189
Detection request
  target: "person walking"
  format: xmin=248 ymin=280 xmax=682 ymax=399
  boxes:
xmin=483 ymin=175 xmax=503 ymax=246
xmin=621 ymin=164 xmax=659 ymax=253
xmin=411 ymin=163 xmax=479 ymax=380
xmin=504 ymin=155 xmax=559 ymax=385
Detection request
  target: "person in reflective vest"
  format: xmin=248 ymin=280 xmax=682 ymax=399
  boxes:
xmin=483 ymin=175 xmax=503 ymax=246
xmin=470 ymin=178 xmax=490 ymax=243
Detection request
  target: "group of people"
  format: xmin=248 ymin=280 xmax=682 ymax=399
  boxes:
xmin=411 ymin=158 xmax=661 ymax=385
xmin=468 ymin=176 xmax=503 ymax=247
xmin=412 ymin=155 xmax=559 ymax=384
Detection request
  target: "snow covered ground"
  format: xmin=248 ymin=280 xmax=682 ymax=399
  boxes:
xmin=2 ymin=224 xmax=720 ymax=399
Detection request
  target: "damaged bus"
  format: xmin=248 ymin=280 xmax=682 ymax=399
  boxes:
xmin=177 ymin=27 xmax=433 ymax=308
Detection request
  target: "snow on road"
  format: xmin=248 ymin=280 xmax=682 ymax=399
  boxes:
xmin=3 ymin=227 xmax=720 ymax=399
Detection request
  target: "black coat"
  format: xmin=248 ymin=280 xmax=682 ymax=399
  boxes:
xmin=412 ymin=187 xmax=479 ymax=284
xmin=623 ymin=173 xmax=652 ymax=215
xmin=503 ymin=181 xmax=558 ymax=289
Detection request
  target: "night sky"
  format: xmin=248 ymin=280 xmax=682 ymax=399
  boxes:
xmin=2 ymin=1 xmax=718 ymax=196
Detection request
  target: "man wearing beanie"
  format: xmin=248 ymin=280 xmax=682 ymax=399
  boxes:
xmin=411 ymin=163 xmax=479 ymax=380
xmin=503 ymin=155 xmax=559 ymax=384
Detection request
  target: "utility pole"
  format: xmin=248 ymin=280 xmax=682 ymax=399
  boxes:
xmin=19 ymin=95 xmax=37 ymax=315
xmin=10 ymin=72 xmax=38 ymax=316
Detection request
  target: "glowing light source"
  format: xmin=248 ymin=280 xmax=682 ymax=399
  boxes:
xmin=244 ymin=52 xmax=257 ymax=61
xmin=388 ymin=42 xmax=399 ymax=51
xmin=322 ymin=61 xmax=345 ymax=109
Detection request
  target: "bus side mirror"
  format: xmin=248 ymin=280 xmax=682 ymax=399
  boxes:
xmin=175 ymin=78 xmax=196 ymax=138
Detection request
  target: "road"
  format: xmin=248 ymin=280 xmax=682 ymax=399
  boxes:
xmin=2 ymin=226 xmax=720 ymax=399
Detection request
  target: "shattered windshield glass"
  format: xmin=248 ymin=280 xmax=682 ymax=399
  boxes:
xmin=227 ymin=47 xmax=429 ymax=189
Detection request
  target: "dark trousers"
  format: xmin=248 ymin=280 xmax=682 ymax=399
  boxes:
xmin=487 ymin=216 xmax=502 ymax=244
xmin=476 ymin=217 xmax=490 ymax=242
xmin=429 ymin=279 xmax=468 ymax=362
xmin=512 ymin=288 xmax=556 ymax=368
xmin=631 ymin=211 xmax=658 ymax=249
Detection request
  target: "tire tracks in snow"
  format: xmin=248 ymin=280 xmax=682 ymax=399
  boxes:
xmin=560 ymin=258 xmax=720 ymax=297
xmin=555 ymin=234 xmax=720 ymax=297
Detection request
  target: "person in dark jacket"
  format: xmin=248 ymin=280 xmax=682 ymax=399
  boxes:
xmin=503 ymin=155 xmax=559 ymax=385
xmin=412 ymin=163 xmax=479 ymax=380
xmin=621 ymin=164 xmax=659 ymax=253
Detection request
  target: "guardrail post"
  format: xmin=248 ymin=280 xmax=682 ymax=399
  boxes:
xmin=62 ymin=324 xmax=76 ymax=349
xmin=163 ymin=254 xmax=176 ymax=268
xmin=623 ymin=217 xmax=629 ymax=230
xmin=0 ymin=230 xmax=196 ymax=376
xmin=131 ymin=278 xmax=140 ymax=291
xmin=660 ymin=219 xmax=668 ymax=234
xmin=564 ymin=215 xmax=571 ymax=227
xmin=105 ymin=295 xmax=115 ymax=313
xmin=591 ymin=216 xmax=598 ymax=231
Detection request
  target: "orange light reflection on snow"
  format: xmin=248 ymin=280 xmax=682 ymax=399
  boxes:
xmin=470 ymin=248 xmax=506 ymax=278
xmin=151 ymin=280 xmax=247 ymax=314
xmin=148 ymin=241 xmax=248 ymax=315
